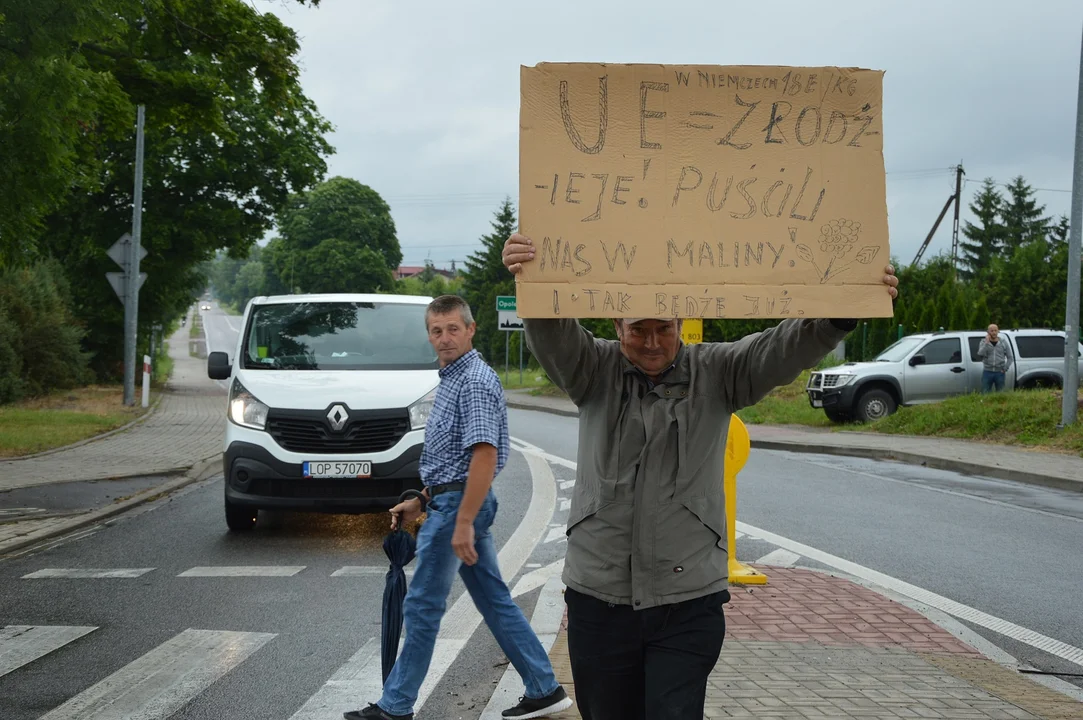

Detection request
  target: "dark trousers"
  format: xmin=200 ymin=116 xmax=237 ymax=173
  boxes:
xmin=565 ymin=587 xmax=728 ymax=720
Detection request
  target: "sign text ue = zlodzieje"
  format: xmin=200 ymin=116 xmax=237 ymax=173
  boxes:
xmin=515 ymin=63 xmax=893 ymax=320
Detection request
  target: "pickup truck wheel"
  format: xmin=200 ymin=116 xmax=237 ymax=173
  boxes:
xmin=225 ymin=497 xmax=257 ymax=532
xmin=855 ymin=388 xmax=896 ymax=422
xmin=824 ymin=407 xmax=850 ymax=423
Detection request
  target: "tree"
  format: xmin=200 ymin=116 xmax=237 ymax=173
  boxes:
xmin=461 ymin=198 xmax=519 ymax=364
xmin=278 ymin=176 xmax=402 ymax=271
xmin=268 ymin=177 xmax=400 ymax=294
xmin=958 ymin=178 xmax=1004 ymax=282
xmin=1001 ymin=176 xmax=1050 ymax=254
xmin=0 ymin=0 xmax=325 ymax=270
xmin=297 ymin=239 xmax=394 ymax=294
xmin=30 ymin=0 xmax=334 ymax=378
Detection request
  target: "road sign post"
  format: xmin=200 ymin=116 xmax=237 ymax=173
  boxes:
xmin=106 ymin=105 xmax=149 ymax=406
xmin=496 ymin=296 xmax=523 ymax=386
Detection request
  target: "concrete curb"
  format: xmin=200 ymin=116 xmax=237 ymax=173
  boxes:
xmin=0 ymin=455 xmax=220 ymax=556
xmin=505 ymin=397 xmax=1083 ymax=494
xmin=5 ymin=393 xmax=166 ymax=461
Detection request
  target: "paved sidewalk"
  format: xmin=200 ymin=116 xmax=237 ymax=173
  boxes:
xmin=545 ymin=566 xmax=1083 ymax=719
xmin=504 ymin=390 xmax=1083 ymax=493
xmin=0 ymin=318 xmax=225 ymax=492
xmin=0 ymin=314 xmax=225 ymax=552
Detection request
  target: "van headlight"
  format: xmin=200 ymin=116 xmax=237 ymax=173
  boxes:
xmin=229 ymin=379 xmax=269 ymax=430
xmin=409 ymin=388 xmax=437 ymax=430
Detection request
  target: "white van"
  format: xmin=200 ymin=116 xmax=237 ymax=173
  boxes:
xmin=207 ymin=293 xmax=438 ymax=531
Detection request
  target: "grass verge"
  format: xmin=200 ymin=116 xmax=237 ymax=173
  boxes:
xmin=869 ymin=389 xmax=1083 ymax=454
xmin=0 ymin=385 xmax=152 ymax=458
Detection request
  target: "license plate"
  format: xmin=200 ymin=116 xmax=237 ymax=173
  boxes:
xmin=303 ymin=461 xmax=372 ymax=478
xmin=811 ymin=399 xmax=823 ymax=408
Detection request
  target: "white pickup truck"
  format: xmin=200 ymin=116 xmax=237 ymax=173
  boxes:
xmin=806 ymin=328 xmax=1083 ymax=423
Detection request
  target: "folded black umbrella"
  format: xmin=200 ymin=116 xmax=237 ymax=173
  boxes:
xmin=381 ymin=489 xmax=425 ymax=683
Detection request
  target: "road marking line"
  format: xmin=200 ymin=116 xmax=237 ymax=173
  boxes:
xmin=511 ymin=558 xmax=565 ymax=598
xmin=22 ymin=568 xmax=155 ymax=579
xmin=331 ymin=566 xmax=413 ymax=578
xmin=287 ymin=638 xmax=381 ymax=720
xmin=480 ymin=575 xmax=567 ymax=719
xmin=178 ymin=566 xmax=306 ymax=577
xmin=739 ymin=520 xmax=1083 ymax=670
xmin=0 ymin=625 xmax=97 ymax=678
xmin=542 ymin=526 xmax=566 ymax=544
xmin=510 ymin=436 xmax=577 ymax=471
xmin=36 ymin=628 xmax=274 ymax=719
xmin=527 ymin=446 xmax=1083 ymax=671
xmin=754 ymin=549 xmax=801 ymax=567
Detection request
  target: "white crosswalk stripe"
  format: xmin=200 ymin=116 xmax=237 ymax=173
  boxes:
xmin=331 ymin=565 xmax=413 ymax=578
xmin=35 ymin=628 xmax=275 ymax=720
xmin=287 ymin=638 xmax=382 ymax=720
xmin=22 ymin=568 xmax=155 ymax=579
xmin=177 ymin=565 xmax=306 ymax=577
xmin=0 ymin=625 xmax=97 ymax=677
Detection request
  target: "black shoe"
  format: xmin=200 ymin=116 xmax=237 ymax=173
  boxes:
xmin=343 ymin=703 xmax=413 ymax=720
xmin=501 ymin=686 xmax=573 ymax=718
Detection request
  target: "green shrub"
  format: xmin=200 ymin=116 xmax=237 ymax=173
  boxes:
xmin=0 ymin=260 xmax=93 ymax=401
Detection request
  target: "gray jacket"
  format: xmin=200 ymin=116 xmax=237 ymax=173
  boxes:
xmin=977 ymin=338 xmax=1013 ymax=373
xmin=524 ymin=317 xmax=848 ymax=609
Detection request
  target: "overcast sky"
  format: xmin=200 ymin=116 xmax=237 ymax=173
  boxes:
xmin=253 ymin=0 xmax=1083 ymax=271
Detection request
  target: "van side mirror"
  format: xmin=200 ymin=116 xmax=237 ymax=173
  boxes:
xmin=208 ymin=351 xmax=232 ymax=380
xmin=909 ymin=354 xmax=926 ymax=367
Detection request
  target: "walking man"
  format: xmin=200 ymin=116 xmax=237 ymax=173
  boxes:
xmin=977 ymin=323 xmax=1013 ymax=392
xmin=346 ymin=294 xmax=571 ymax=720
xmin=502 ymin=233 xmax=900 ymax=720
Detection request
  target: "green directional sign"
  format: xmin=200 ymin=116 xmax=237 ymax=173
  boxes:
xmin=496 ymin=296 xmax=516 ymax=312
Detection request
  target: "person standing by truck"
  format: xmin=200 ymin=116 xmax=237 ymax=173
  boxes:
xmin=977 ymin=323 xmax=1013 ymax=392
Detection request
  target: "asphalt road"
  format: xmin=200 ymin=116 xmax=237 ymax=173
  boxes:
xmin=507 ymin=406 xmax=1083 ymax=688
xmin=4 ymin=302 xmax=1079 ymax=719
xmin=0 ymin=303 xmax=567 ymax=719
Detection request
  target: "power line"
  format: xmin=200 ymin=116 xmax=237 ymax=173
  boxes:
xmin=964 ymin=178 xmax=1071 ymax=194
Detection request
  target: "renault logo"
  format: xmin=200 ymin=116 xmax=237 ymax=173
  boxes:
xmin=326 ymin=404 xmax=349 ymax=432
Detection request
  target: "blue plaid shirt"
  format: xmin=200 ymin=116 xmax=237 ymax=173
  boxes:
xmin=419 ymin=349 xmax=509 ymax=488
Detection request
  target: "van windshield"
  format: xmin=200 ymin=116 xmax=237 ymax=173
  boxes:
xmin=874 ymin=336 xmax=924 ymax=362
xmin=242 ymin=301 xmax=438 ymax=370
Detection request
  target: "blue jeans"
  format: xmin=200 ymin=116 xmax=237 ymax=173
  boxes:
xmin=378 ymin=489 xmax=560 ymax=716
xmin=982 ymin=370 xmax=1006 ymax=392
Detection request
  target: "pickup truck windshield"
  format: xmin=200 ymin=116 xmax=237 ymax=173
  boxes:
xmin=242 ymin=301 xmax=438 ymax=370
xmin=875 ymin=337 xmax=924 ymax=362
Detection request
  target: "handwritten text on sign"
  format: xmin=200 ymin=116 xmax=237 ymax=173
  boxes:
xmin=516 ymin=63 xmax=892 ymax=319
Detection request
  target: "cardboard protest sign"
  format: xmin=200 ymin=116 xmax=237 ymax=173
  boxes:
xmin=516 ymin=63 xmax=892 ymax=320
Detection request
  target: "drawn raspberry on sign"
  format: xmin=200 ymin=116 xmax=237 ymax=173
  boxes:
xmin=794 ymin=218 xmax=880 ymax=283
xmin=819 ymin=219 xmax=860 ymax=259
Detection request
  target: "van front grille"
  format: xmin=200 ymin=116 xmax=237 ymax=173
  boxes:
xmin=266 ymin=411 xmax=409 ymax=454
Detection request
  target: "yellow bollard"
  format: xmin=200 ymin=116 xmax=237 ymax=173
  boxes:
xmin=725 ymin=415 xmax=767 ymax=585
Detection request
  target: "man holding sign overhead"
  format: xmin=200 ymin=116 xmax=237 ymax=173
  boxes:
xmin=507 ymin=61 xmax=900 ymax=720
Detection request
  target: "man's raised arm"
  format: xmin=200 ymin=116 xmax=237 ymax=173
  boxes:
xmin=503 ymin=233 xmax=603 ymax=405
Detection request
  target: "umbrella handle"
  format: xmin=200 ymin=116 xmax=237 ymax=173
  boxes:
xmin=398 ymin=489 xmax=427 ymax=513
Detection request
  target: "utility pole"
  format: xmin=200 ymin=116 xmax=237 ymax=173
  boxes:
xmin=123 ymin=105 xmax=147 ymax=406
xmin=1061 ymin=23 xmax=1083 ymax=428
xmin=950 ymin=162 xmax=964 ymax=282
xmin=909 ymin=164 xmax=965 ymax=271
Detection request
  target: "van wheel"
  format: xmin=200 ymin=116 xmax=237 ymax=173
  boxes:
xmin=225 ymin=497 xmax=258 ymax=532
xmin=855 ymin=388 xmax=896 ymax=423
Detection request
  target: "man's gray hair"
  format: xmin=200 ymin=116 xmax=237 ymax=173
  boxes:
xmin=426 ymin=294 xmax=474 ymax=327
